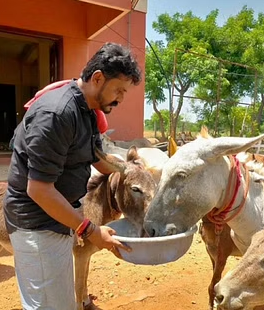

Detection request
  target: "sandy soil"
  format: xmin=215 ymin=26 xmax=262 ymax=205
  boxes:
xmin=0 ymin=232 xmax=241 ymax=310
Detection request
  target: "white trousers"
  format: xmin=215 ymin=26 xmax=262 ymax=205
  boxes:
xmin=10 ymin=230 xmax=76 ymax=310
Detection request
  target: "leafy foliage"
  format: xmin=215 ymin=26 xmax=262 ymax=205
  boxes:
xmin=145 ymin=6 xmax=264 ymax=137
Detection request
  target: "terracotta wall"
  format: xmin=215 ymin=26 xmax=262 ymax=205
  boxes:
xmin=79 ymin=0 xmax=131 ymax=10
xmin=88 ymin=10 xmax=146 ymax=140
xmin=0 ymin=0 xmax=146 ymax=140
xmin=0 ymin=0 xmax=88 ymax=38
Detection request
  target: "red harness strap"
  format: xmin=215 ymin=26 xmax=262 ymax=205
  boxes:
xmin=207 ymin=155 xmax=249 ymax=234
xmin=24 ymin=80 xmax=108 ymax=134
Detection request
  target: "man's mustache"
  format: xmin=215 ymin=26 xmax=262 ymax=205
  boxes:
xmin=109 ymin=101 xmax=119 ymax=107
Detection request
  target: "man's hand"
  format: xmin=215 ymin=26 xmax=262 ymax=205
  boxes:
xmin=87 ymin=225 xmax=131 ymax=259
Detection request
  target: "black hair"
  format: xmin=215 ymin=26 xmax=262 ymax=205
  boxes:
xmin=80 ymin=42 xmax=141 ymax=85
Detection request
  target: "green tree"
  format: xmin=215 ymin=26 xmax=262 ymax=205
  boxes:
xmin=232 ymin=8 xmax=264 ymax=131
xmin=147 ymin=7 xmax=264 ymax=137
xmin=204 ymin=6 xmax=264 ymax=134
xmin=150 ymin=109 xmax=171 ymax=135
xmin=151 ymin=10 xmax=222 ymax=138
xmin=145 ymin=41 xmax=168 ymax=141
xmin=144 ymin=119 xmax=153 ymax=131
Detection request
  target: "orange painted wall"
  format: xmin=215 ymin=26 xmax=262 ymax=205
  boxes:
xmin=82 ymin=0 xmax=131 ymax=10
xmin=86 ymin=4 xmax=122 ymax=39
xmin=88 ymin=11 xmax=146 ymax=140
xmin=0 ymin=0 xmax=88 ymax=38
xmin=0 ymin=0 xmax=146 ymax=140
xmin=79 ymin=0 xmax=131 ymax=10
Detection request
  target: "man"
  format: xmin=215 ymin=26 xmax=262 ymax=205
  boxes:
xmin=4 ymin=42 xmax=141 ymax=310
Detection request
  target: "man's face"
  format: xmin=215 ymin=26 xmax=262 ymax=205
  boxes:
xmin=95 ymin=74 xmax=133 ymax=114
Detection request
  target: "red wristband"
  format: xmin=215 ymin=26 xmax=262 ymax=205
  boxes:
xmin=76 ymin=219 xmax=90 ymax=237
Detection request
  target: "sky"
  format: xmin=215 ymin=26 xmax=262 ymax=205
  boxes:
xmin=144 ymin=0 xmax=264 ymax=121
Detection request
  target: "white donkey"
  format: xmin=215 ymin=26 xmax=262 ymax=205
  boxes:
xmin=143 ymin=134 xmax=264 ymax=309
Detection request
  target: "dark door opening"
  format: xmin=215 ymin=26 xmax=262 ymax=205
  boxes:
xmin=0 ymin=84 xmax=16 ymax=144
xmin=0 ymin=30 xmax=62 ymax=151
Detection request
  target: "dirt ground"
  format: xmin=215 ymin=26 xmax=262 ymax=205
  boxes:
xmin=0 ymin=231 xmax=241 ymax=310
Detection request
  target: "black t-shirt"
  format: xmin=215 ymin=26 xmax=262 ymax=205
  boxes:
xmin=4 ymin=80 xmax=102 ymax=235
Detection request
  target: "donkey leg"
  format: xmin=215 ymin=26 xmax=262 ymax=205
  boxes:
xmin=83 ymin=257 xmax=93 ymax=310
xmin=208 ymin=240 xmax=234 ymax=310
xmin=73 ymin=245 xmax=90 ymax=310
xmin=208 ymin=263 xmax=225 ymax=309
xmin=206 ymin=253 xmax=217 ymax=310
xmin=74 ymin=246 xmax=88 ymax=310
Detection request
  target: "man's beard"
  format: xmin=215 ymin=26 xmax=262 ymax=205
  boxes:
xmin=96 ymin=92 xmax=118 ymax=114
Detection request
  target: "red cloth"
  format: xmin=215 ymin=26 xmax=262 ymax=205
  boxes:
xmin=24 ymin=80 xmax=108 ymax=134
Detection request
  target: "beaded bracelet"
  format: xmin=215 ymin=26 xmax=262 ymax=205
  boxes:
xmin=82 ymin=222 xmax=96 ymax=239
xmin=76 ymin=219 xmax=96 ymax=247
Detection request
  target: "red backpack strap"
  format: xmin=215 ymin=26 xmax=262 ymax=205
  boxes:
xmin=24 ymin=80 xmax=108 ymax=134
xmin=95 ymin=110 xmax=108 ymax=134
xmin=24 ymin=80 xmax=71 ymax=110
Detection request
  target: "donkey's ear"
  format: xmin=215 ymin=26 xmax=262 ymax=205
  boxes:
xmin=107 ymin=172 xmax=121 ymax=219
xmin=205 ymin=134 xmax=264 ymax=158
xmin=126 ymin=146 xmax=146 ymax=168
xmin=106 ymin=129 xmax=115 ymax=136
xmin=126 ymin=145 xmax=139 ymax=162
xmin=109 ymin=172 xmax=120 ymax=194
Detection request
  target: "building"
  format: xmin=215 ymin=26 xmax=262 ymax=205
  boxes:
xmin=0 ymin=0 xmax=147 ymax=148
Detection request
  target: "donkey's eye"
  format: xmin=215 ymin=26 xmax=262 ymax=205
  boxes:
xmin=259 ymin=257 xmax=264 ymax=268
xmin=131 ymin=186 xmax=142 ymax=193
xmin=176 ymin=171 xmax=188 ymax=179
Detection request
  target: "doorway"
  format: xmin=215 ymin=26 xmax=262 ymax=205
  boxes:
xmin=0 ymin=30 xmax=61 ymax=147
xmin=0 ymin=84 xmax=16 ymax=143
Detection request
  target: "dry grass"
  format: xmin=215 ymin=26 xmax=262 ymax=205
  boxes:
xmin=143 ymin=130 xmax=163 ymax=140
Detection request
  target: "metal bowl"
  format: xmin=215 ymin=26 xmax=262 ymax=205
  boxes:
xmin=110 ymin=222 xmax=197 ymax=265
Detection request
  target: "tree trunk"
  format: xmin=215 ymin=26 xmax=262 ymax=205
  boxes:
xmin=256 ymin=92 xmax=264 ymax=129
xmin=152 ymin=98 xmax=166 ymax=141
xmin=172 ymin=92 xmax=184 ymax=139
